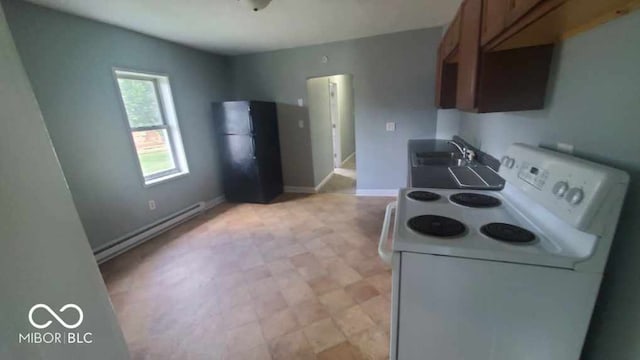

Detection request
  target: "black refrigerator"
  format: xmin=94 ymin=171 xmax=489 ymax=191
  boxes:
xmin=212 ymin=101 xmax=284 ymax=204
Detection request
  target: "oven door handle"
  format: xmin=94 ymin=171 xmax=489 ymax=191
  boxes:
xmin=378 ymin=201 xmax=397 ymax=264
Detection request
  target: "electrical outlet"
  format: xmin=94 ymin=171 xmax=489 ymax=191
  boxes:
xmin=297 ymin=98 xmax=304 ymax=107
xmin=298 ymin=120 xmax=304 ymax=128
xmin=386 ymin=122 xmax=396 ymax=132
xmin=148 ymin=200 xmax=156 ymax=210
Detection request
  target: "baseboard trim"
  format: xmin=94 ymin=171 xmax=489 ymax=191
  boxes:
xmin=284 ymin=186 xmax=316 ymax=194
xmin=204 ymin=195 xmax=226 ymax=210
xmin=341 ymin=152 xmax=355 ymax=167
xmin=355 ymin=189 xmax=398 ymax=197
xmin=315 ymin=172 xmax=335 ymax=192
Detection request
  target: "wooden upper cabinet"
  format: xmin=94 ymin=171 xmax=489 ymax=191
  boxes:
xmin=481 ymin=0 xmax=509 ymax=45
xmin=490 ymin=0 xmax=637 ymax=51
xmin=435 ymin=0 xmax=638 ymax=112
xmin=505 ymin=0 xmax=546 ymax=26
xmin=455 ymin=0 xmax=483 ymax=111
xmin=441 ymin=10 xmax=462 ymax=60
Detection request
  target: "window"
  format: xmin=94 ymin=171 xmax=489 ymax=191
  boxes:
xmin=114 ymin=69 xmax=189 ymax=186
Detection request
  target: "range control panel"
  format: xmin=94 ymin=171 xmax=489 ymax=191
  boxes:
xmin=517 ymin=162 xmax=549 ymax=190
xmin=498 ymin=143 xmax=628 ymax=231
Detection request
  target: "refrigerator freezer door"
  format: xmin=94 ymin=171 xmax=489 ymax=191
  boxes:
xmin=215 ymin=101 xmax=252 ymax=135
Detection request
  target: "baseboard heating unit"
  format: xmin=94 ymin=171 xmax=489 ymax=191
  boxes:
xmin=94 ymin=201 xmax=206 ymax=264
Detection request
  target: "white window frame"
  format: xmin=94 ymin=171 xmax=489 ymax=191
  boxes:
xmin=113 ymin=68 xmax=189 ymax=186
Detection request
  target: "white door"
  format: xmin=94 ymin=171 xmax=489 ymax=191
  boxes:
xmin=329 ymin=81 xmax=341 ymax=168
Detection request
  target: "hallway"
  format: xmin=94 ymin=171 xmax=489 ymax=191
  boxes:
xmin=318 ymin=155 xmax=356 ymax=195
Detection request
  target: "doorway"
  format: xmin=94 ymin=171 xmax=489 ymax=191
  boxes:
xmin=306 ymin=74 xmax=356 ymax=194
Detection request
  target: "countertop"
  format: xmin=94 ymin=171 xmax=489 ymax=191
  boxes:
xmin=408 ymin=139 xmax=459 ymax=155
xmin=407 ymin=139 xmax=505 ymax=190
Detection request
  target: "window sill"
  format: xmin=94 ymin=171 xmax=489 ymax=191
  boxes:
xmin=143 ymin=171 xmax=189 ymax=188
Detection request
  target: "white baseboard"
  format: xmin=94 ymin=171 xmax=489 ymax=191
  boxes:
xmin=341 ymin=152 xmax=355 ymax=166
xmin=315 ymin=172 xmax=335 ymax=192
xmin=356 ymin=189 xmax=398 ymax=197
xmin=204 ymin=195 xmax=226 ymax=210
xmin=284 ymin=186 xmax=316 ymax=194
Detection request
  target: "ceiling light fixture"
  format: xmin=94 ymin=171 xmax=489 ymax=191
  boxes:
xmin=238 ymin=0 xmax=273 ymax=12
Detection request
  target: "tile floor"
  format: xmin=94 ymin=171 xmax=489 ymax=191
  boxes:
xmin=100 ymin=193 xmax=395 ymax=359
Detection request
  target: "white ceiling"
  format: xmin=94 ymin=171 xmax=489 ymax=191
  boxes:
xmin=26 ymin=0 xmax=460 ymax=55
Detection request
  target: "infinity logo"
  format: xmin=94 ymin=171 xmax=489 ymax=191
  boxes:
xmin=28 ymin=304 xmax=84 ymax=329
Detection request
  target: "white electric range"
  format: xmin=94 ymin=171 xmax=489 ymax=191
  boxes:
xmin=379 ymin=143 xmax=629 ymax=360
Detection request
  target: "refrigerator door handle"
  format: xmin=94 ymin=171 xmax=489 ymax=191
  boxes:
xmin=251 ymin=137 xmax=257 ymax=159
xmin=248 ymin=106 xmax=254 ymax=135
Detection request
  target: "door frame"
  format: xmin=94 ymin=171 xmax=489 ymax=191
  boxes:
xmin=329 ymin=80 xmax=341 ymax=168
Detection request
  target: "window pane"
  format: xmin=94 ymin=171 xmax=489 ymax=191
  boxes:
xmin=117 ymin=78 xmax=164 ymax=127
xmin=131 ymin=129 xmax=176 ymax=177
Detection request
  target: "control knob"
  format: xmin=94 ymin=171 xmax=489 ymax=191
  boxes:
xmin=565 ymin=187 xmax=585 ymax=205
xmin=501 ymin=156 xmax=515 ymax=169
xmin=552 ymin=181 xmax=569 ymax=198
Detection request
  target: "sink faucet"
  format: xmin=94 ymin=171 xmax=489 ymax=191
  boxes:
xmin=448 ymin=140 xmax=476 ymax=161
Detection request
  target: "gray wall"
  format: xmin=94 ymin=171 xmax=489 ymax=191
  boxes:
xmin=3 ymin=0 xmax=231 ymax=250
xmin=307 ymin=76 xmax=334 ymax=186
xmin=0 ymin=3 xmax=128 ymax=358
xmin=444 ymin=11 xmax=640 ymax=359
xmin=231 ymin=27 xmax=442 ymax=190
xmin=435 ymin=109 xmax=462 ymax=140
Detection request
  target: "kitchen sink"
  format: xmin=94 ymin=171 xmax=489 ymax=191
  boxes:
xmin=412 ymin=152 xmax=469 ymax=167
xmin=414 ymin=157 xmax=470 ymax=167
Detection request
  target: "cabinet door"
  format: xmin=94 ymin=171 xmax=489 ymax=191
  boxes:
xmin=481 ymin=0 xmax=509 ymax=45
xmin=435 ymin=44 xmax=445 ymax=107
xmin=435 ymin=44 xmax=458 ymax=109
xmin=456 ymin=0 xmax=483 ymax=111
xmin=505 ymin=0 xmax=545 ymax=25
